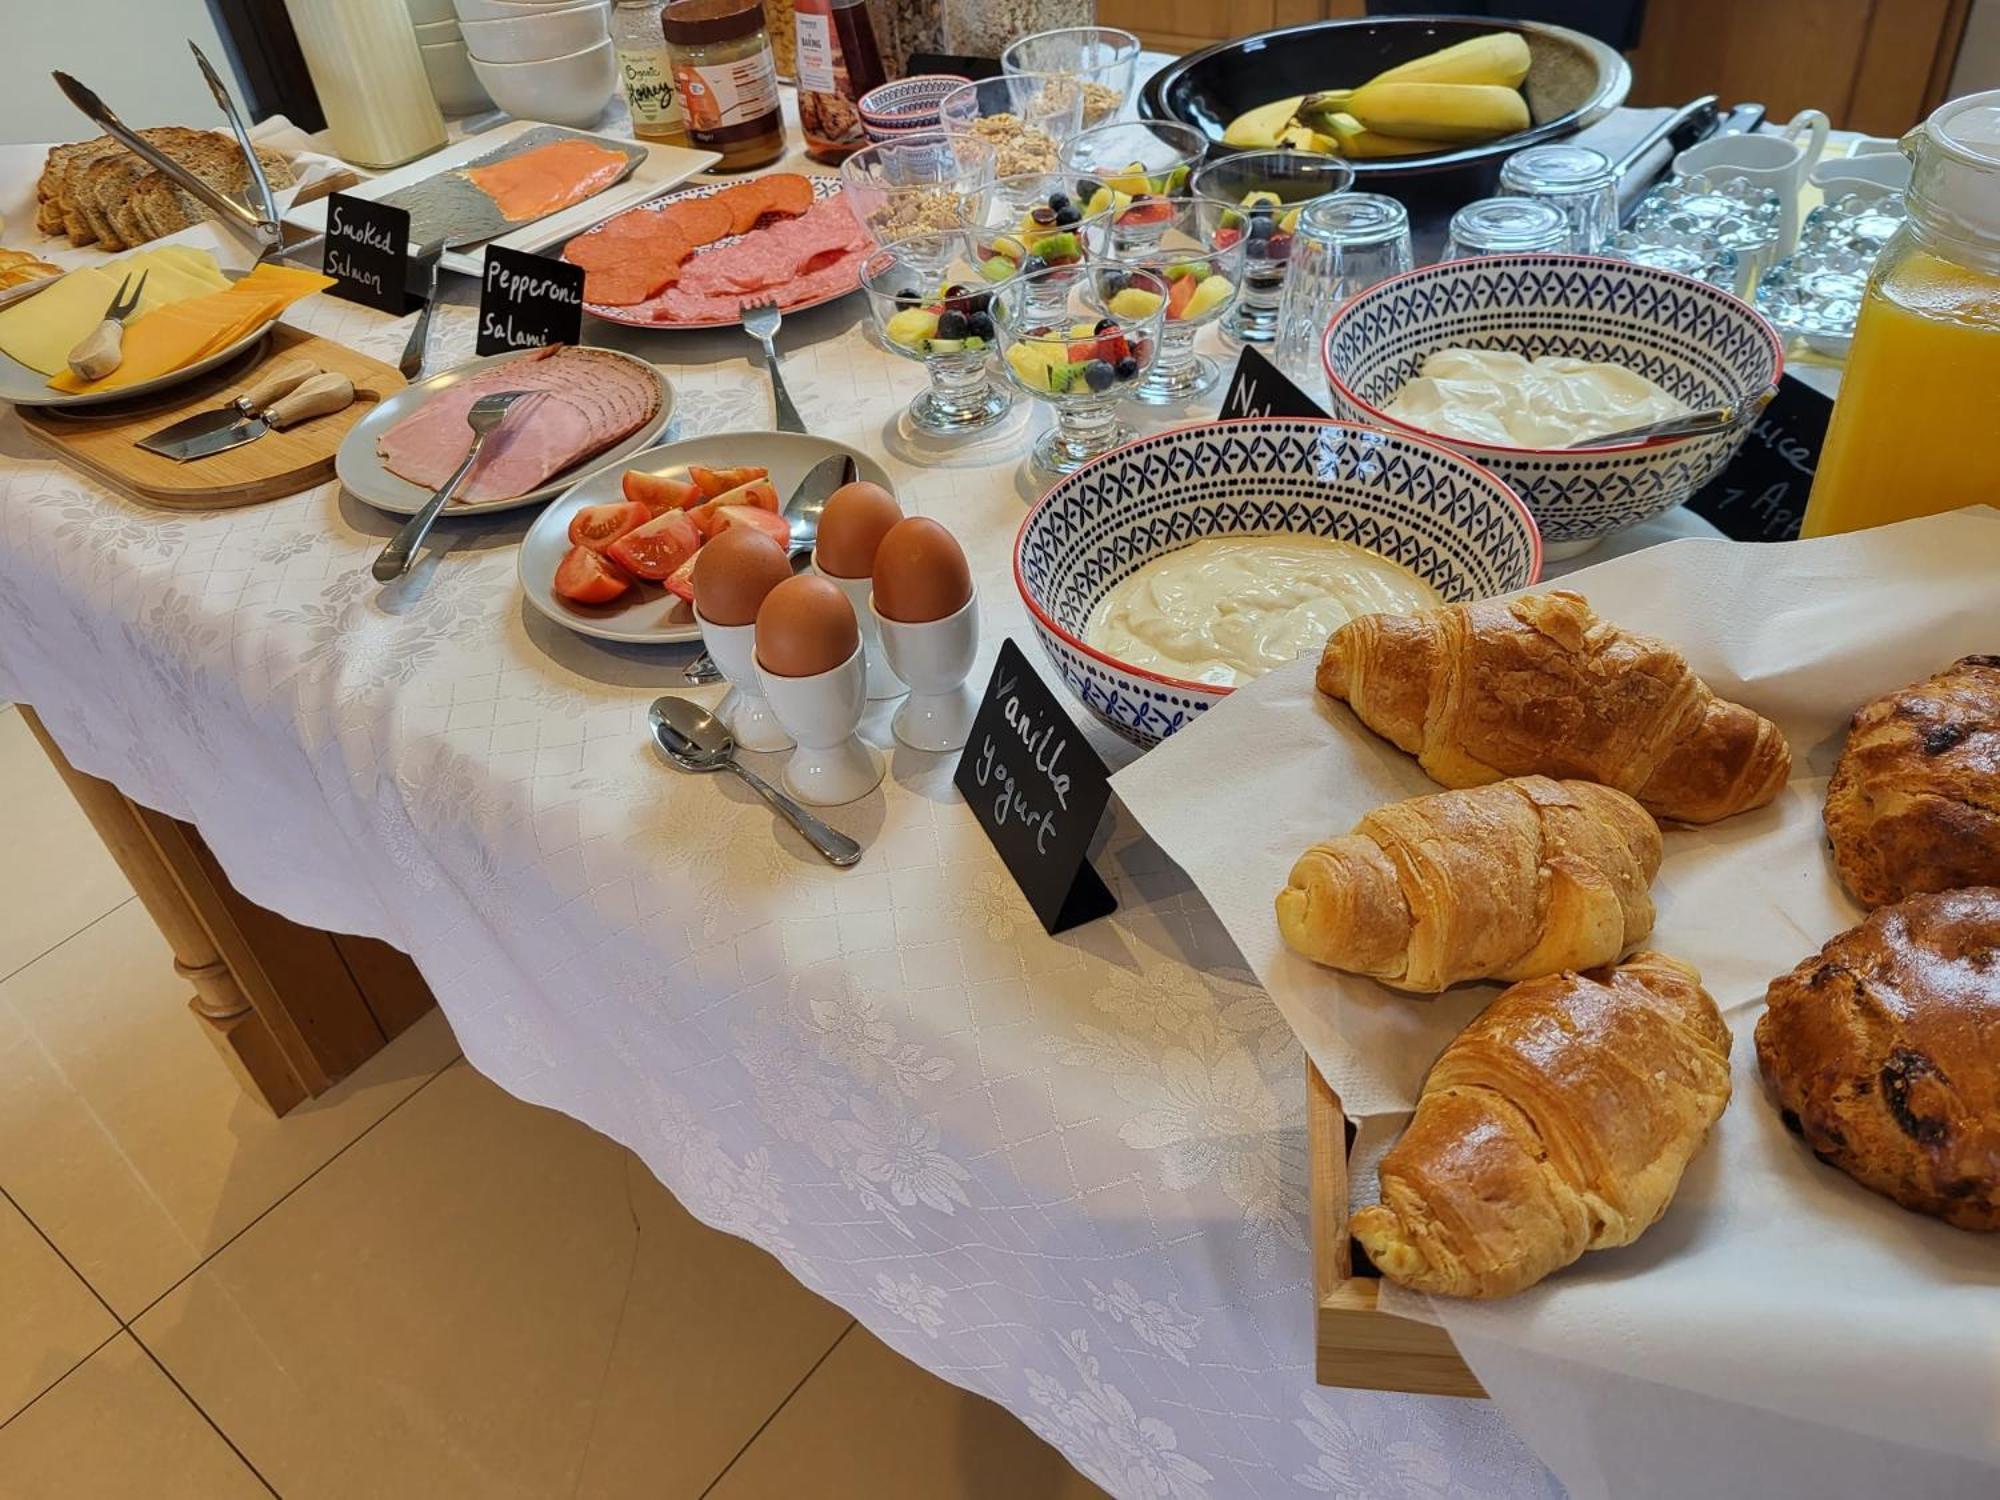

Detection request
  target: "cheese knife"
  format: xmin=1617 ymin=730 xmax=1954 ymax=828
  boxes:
xmin=137 ymin=358 xmax=324 ymax=454
xmin=139 ymin=371 xmax=356 ymax=462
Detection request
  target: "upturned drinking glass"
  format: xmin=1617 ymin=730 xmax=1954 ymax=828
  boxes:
xmin=1273 ymin=193 xmax=1413 ymax=400
xmin=1498 ymin=144 xmax=1620 ymax=252
xmin=1441 ymin=197 xmax=1569 ymax=259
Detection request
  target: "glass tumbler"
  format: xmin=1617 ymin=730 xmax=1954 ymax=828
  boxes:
xmin=1441 ymin=197 xmax=1570 ymax=260
xmin=1000 ymin=27 xmax=1142 ymax=127
xmin=1189 ymin=151 xmax=1355 ymax=344
xmin=1273 ymin=193 xmax=1413 ymax=401
xmin=1498 ymin=145 xmax=1619 ymax=252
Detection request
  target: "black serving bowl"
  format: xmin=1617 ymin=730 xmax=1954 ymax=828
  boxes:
xmin=1140 ymin=14 xmax=1630 ymax=208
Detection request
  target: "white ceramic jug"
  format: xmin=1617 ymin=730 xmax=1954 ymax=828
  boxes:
xmin=1674 ymin=108 xmax=1831 ymax=255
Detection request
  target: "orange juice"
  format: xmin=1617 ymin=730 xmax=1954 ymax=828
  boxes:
xmin=1800 ymin=250 xmax=2000 ymax=536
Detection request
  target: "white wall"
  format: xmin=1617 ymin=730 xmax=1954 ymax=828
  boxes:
xmin=1953 ymin=0 xmax=2000 ymax=95
xmin=0 ymin=0 xmax=239 ymax=145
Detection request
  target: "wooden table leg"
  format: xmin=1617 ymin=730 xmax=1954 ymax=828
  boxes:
xmin=20 ymin=707 xmax=435 ymax=1115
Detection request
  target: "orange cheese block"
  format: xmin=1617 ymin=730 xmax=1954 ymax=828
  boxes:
xmin=50 ymin=265 xmax=333 ymax=393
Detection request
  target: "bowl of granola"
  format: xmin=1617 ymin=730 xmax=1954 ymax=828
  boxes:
xmin=939 ymin=73 xmax=1086 ymax=177
xmin=840 ymin=133 xmax=1000 ymax=264
xmin=1001 ymin=27 xmax=1140 ymax=128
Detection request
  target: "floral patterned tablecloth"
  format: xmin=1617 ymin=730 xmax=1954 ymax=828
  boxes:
xmin=0 ymin=263 xmax=1570 ymax=1498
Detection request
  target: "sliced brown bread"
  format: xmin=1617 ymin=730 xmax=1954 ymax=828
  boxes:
xmin=131 ymin=143 xmax=296 ymax=243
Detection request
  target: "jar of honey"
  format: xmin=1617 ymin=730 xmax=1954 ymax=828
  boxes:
xmin=663 ymin=0 xmax=787 ymax=170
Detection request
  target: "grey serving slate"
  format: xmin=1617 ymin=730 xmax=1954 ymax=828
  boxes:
xmin=374 ymin=126 xmax=646 ymax=251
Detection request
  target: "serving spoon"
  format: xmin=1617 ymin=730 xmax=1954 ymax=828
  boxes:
xmin=1564 ymin=386 xmax=1777 ymax=449
xmin=647 ymin=696 xmax=862 ymax=867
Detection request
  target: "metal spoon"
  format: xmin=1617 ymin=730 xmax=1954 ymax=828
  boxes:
xmin=648 ymin=696 xmax=862 ymax=867
xmin=1564 ymin=386 xmax=1776 ymax=449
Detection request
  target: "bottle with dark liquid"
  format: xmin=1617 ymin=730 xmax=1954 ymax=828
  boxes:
xmin=795 ymin=0 xmax=888 ymax=164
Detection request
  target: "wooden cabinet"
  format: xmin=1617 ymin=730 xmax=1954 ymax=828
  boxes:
xmin=1098 ymin=0 xmax=1361 ymax=58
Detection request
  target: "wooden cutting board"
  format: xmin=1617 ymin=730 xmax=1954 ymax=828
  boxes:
xmin=17 ymin=325 xmax=404 ymax=510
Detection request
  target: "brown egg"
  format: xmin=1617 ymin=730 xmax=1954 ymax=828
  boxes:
xmin=872 ymin=517 xmax=973 ymax=624
xmin=755 ymin=574 xmax=860 ymax=677
xmin=693 ymin=527 xmax=792 ymax=627
xmin=815 ymin=480 xmax=903 ymax=579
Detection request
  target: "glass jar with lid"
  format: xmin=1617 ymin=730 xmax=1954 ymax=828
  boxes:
xmin=614 ymin=0 xmax=690 ymax=144
xmin=941 ymin=0 xmax=1093 ymax=61
xmin=664 ymin=0 xmax=787 ymax=170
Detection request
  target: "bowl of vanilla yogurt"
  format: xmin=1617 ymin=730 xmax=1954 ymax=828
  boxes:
xmin=1014 ymin=417 xmax=1540 ymax=746
xmin=1322 ymin=254 xmax=1783 ymax=556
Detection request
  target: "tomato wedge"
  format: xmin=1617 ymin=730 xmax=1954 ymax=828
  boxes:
xmin=663 ymin=549 xmax=700 ymax=602
xmin=713 ymin=505 xmax=792 ymax=550
xmin=606 ymin=508 xmax=701 ymax=581
xmin=553 ymin=544 xmax=633 ymax=605
xmin=688 ymin=464 xmax=769 ymax=499
xmin=568 ymin=500 xmax=651 ymax=553
xmin=689 ymin=478 xmax=782 ymax=537
xmin=623 ymin=471 xmax=702 ymax=515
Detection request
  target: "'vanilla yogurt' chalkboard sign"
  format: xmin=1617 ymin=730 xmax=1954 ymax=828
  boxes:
xmin=323 ymin=193 xmax=411 ymax=315
xmin=476 ymin=245 xmax=585 ymax=357
xmin=954 ymin=640 xmax=1117 ymax=935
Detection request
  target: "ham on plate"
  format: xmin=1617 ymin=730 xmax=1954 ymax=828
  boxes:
xmin=376 ymin=346 xmax=662 ymax=505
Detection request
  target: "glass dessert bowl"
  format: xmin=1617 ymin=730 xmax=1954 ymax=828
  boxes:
xmin=861 ymin=233 xmax=1017 ymax=439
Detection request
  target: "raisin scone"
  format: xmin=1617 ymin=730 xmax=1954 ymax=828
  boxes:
xmin=1824 ymin=656 xmax=2000 ymax=908
xmin=1755 ymin=887 xmax=2000 ymax=1230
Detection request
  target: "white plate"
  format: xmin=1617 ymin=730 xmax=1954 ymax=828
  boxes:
xmin=282 ymin=120 xmax=718 ymax=277
xmin=336 ymin=345 xmax=672 ymax=517
xmin=519 ymin=430 xmax=892 ymax=645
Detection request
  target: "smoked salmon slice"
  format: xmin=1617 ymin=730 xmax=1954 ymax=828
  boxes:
xmin=464 ymin=139 xmax=630 ymax=222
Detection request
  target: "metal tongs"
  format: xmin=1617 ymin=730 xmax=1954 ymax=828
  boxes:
xmin=52 ymin=41 xmax=283 ymax=256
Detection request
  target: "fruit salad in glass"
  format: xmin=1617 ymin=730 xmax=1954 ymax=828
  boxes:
xmin=994 ymin=263 xmax=1167 ymax=477
xmin=1059 ymin=120 xmax=1205 ymax=253
xmin=861 ymin=235 xmax=1016 ymax=439
xmin=1096 ymin=201 xmax=1244 ymax=404
xmin=1189 ymin=151 xmax=1355 ymax=344
xmin=959 ymin=173 xmax=1111 ymax=317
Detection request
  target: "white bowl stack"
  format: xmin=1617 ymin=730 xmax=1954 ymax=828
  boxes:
xmin=452 ymin=0 xmax=617 ymax=128
xmin=405 ymin=0 xmax=493 ymax=116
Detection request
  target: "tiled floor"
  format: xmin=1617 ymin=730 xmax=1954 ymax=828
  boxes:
xmin=0 ymin=706 xmax=1103 ymax=1499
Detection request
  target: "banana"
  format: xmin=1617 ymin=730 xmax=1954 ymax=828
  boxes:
xmin=1365 ymin=32 xmax=1531 ymax=90
xmin=1322 ymin=112 xmax=1454 ymax=159
xmin=1343 ymin=81 xmax=1529 ymax=144
xmin=1223 ymin=95 xmax=1306 ymax=150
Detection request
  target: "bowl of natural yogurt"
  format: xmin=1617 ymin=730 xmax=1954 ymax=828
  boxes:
xmin=1014 ymin=417 xmax=1540 ymax=746
xmin=1322 ymin=253 xmax=1783 ymax=556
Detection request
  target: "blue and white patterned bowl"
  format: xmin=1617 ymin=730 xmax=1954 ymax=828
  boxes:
xmin=1322 ymin=254 xmax=1783 ymax=555
xmin=1014 ymin=418 xmax=1542 ymax=747
xmin=858 ymin=75 xmax=968 ymax=141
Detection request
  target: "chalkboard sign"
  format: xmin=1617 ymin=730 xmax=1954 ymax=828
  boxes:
xmin=323 ymin=193 xmax=411 ymax=315
xmin=476 ymin=245 xmax=586 ymax=358
xmin=1220 ymin=344 xmax=1329 ymax=421
xmin=954 ymin=640 xmax=1117 ymax=935
xmin=1686 ymin=374 xmax=1835 ymax=542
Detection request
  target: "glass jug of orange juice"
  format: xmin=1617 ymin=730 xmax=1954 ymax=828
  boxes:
xmin=1800 ymin=90 xmax=2000 ymax=537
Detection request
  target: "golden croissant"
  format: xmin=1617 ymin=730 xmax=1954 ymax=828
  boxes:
xmin=1353 ymin=952 xmax=1732 ymax=1298
xmin=1276 ymin=776 xmax=1661 ymax=992
xmin=1318 ymin=591 xmax=1791 ymax=824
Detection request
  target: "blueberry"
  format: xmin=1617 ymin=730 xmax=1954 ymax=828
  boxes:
xmin=1048 ymin=191 xmax=1071 ymax=211
xmin=1095 ymin=316 xmax=1119 ymax=335
xmin=937 ymin=309 xmax=969 ymax=339
xmin=1019 ymin=253 xmax=1047 ymax=274
xmin=894 ymin=286 xmax=921 ymax=307
xmin=1100 ymin=270 xmax=1127 ymax=296
xmin=1083 ymin=359 xmax=1116 ymax=392
xmin=966 ymin=291 xmax=991 ymax=316
xmin=967 ymin=311 xmax=996 ymax=339
xmin=1054 ymin=206 xmax=1080 ymax=227
xmin=1114 ymin=356 xmax=1140 ymax=380
xmin=1249 ymin=202 xmax=1276 ymax=224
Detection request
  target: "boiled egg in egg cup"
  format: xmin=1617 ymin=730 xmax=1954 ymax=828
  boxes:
xmin=1095 ymin=201 xmax=1244 ymax=405
xmin=690 ymin=527 xmax=796 ymax=752
xmin=811 ymin=479 xmax=909 ymax=702
xmin=868 ymin=517 xmax=980 ymax=752
xmin=753 ymin=575 xmax=884 ymax=807
xmin=995 ymin=263 xmax=1167 ymax=479
xmin=862 ymin=236 xmax=1020 ymax=440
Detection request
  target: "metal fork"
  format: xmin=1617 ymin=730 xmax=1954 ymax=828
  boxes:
xmin=741 ymin=298 xmax=805 ymax=435
xmin=398 ymin=239 xmax=449 ymax=379
xmin=66 ymin=269 xmax=149 ymax=381
xmin=373 ymin=390 xmax=533 ymax=583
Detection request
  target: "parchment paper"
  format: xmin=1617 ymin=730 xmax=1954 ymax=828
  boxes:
xmin=1114 ymin=507 xmax=2000 ymax=1488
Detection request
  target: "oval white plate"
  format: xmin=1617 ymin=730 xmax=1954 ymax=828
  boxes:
xmin=0 ymin=321 xmax=273 ymax=411
xmin=519 ymin=429 xmax=893 ymax=645
xmin=336 ymin=346 xmax=672 ymax=517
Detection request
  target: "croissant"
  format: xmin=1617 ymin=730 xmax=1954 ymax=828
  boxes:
xmin=1353 ymin=952 xmax=1733 ymax=1298
xmin=1276 ymin=776 xmax=1661 ymax=992
xmin=1318 ymin=591 xmax=1791 ymax=824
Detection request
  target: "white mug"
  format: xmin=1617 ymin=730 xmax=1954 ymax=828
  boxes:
xmin=754 ymin=642 xmax=885 ymax=806
xmin=810 ymin=558 xmax=908 ymax=702
xmin=1809 ymin=151 xmax=1912 ymax=199
xmin=870 ymin=588 xmax=980 ymax=753
xmin=1674 ymin=108 xmax=1831 ymax=254
xmin=696 ymin=613 xmax=792 ymax=752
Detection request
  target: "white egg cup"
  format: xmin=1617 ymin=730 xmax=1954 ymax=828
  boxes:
xmin=870 ymin=588 xmax=980 ymax=753
xmin=754 ymin=642 xmax=885 ymax=806
xmin=812 ymin=558 xmax=907 ymax=701
xmin=696 ymin=612 xmax=793 ymax=753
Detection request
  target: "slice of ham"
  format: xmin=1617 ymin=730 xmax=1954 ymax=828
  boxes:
xmin=375 ymin=346 xmax=660 ymax=504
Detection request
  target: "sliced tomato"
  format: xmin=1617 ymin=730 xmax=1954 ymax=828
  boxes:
xmin=606 ymin=508 xmax=702 ymax=582
xmin=552 ymin=544 xmax=633 ymax=605
xmin=689 ymin=478 xmax=783 ymax=537
xmin=622 ymin=470 xmax=703 ymax=515
xmin=568 ymin=500 xmax=651 ymax=553
xmin=713 ymin=505 xmax=792 ymax=549
xmin=663 ymin=549 xmax=700 ymax=602
xmin=688 ymin=464 xmax=769 ymax=499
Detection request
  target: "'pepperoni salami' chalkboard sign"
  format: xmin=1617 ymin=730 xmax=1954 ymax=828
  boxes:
xmin=954 ymin=640 xmax=1117 ymax=935
xmin=476 ymin=245 xmax=585 ymax=357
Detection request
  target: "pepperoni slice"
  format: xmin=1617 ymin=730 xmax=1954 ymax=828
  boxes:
xmin=586 ymin=256 xmax=681 ymax=306
xmin=710 ymin=181 xmax=769 ymax=236
xmin=660 ymin=195 xmax=734 ymax=246
xmin=761 ymin=173 xmax=815 ymax=219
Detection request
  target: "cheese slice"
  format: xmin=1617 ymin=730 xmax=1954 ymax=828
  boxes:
xmin=47 ymin=266 xmax=332 ymax=393
xmin=0 ymin=247 xmax=232 ymax=376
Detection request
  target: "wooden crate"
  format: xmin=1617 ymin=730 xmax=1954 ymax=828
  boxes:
xmin=1308 ymin=1063 xmax=1485 ymax=1398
